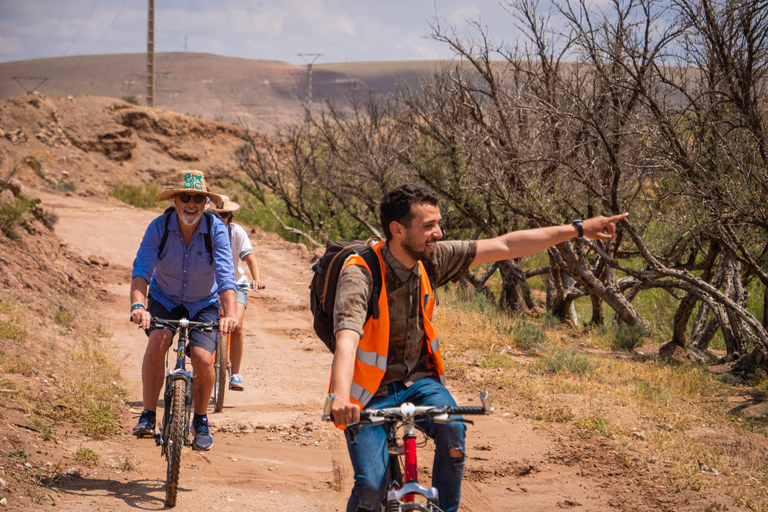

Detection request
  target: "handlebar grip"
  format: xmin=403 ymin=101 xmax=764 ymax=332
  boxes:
xmin=321 ymin=393 xmax=335 ymax=421
xmin=445 ymin=406 xmax=488 ymax=415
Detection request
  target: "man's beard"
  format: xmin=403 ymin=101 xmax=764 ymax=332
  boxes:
xmin=177 ymin=208 xmax=203 ymax=226
xmin=403 ymin=233 xmax=436 ymax=262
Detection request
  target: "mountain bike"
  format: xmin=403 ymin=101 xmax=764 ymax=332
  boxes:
xmin=212 ymin=282 xmax=265 ymax=412
xmin=322 ymin=391 xmax=494 ymax=512
xmin=134 ymin=317 xmax=219 ymax=508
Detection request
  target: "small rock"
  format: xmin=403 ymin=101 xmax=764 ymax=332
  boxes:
xmin=0 ymin=497 xmax=7 ymax=506
xmin=711 ymin=468 xmax=720 ymax=475
xmin=0 ymin=477 xmax=6 ymax=487
xmin=88 ymin=255 xmax=109 ymax=267
xmin=632 ymin=431 xmax=646 ymax=439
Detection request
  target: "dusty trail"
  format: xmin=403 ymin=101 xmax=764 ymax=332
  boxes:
xmin=35 ymin=192 xmax=632 ymax=512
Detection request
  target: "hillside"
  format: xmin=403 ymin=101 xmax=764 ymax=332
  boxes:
xmin=0 ymin=53 xmax=443 ymax=133
xmin=0 ymin=93 xmax=246 ymax=197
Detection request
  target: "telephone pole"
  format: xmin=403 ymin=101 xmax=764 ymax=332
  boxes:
xmin=147 ymin=0 xmax=155 ymax=107
xmin=297 ymin=53 xmax=322 ymax=105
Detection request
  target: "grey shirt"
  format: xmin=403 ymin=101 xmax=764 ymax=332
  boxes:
xmin=334 ymin=240 xmax=476 ymax=394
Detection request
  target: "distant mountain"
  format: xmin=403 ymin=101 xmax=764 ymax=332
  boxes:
xmin=0 ymin=53 xmax=443 ymax=133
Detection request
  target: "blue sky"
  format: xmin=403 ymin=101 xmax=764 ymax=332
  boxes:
xmin=0 ymin=0 xmax=524 ymax=64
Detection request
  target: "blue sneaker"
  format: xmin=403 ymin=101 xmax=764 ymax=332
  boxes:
xmin=229 ymin=374 xmax=244 ymax=391
xmin=192 ymin=415 xmax=213 ymax=451
xmin=132 ymin=410 xmax=156 ymax=436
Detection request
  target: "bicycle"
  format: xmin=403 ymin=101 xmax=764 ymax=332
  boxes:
xmin=322 ymin=391 xmax=493 ymax=512
xmin=212 ymin=282 xmax=265 ymax=412
xmin=133 ymin=316 xmax=219 ymax=508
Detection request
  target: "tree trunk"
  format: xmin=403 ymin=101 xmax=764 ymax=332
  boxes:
xmin=498 ymin=262 xmax=524 ymax=314
xmin=560 ymin=244 xmax=651 ymax=331
xmin=764 ymin=286 xmax=768 ymax=330
xmin=589 ymin=294 xmax=602 ymax=326
xmin=671 ymin=294 xmax=699 ymax=349
xmin=730 ymin=347 xmax=768 ymax=377
xmin=690 ymin=302 xmax=719 ymax=353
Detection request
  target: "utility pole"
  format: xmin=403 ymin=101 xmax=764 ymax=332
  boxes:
xmin=147 ymin=0 xmax=155 ymax=107
xmin=184 ymin=34 xmax=188 ymax=52
xmin=297 ymin=53 xmax=322 ymax=105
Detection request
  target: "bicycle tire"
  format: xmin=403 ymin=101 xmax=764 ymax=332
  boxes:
xmin=165 ymin=379 xmax=186 ymax=507
xmin=213 ymin=335 xmax=228 ymax=412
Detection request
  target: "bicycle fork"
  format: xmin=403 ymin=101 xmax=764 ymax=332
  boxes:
xmin=387 ymin=423 xmax=439 ymax=508
xmin=159 ymin=369 xmax=193 ymax=451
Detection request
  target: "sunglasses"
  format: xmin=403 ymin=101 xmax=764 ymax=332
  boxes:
xmin=177 ymin=193 xmax=206 ymax=204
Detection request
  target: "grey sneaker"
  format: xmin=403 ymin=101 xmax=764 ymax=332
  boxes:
xmin=229 ymin=374 xmax=244 ymax=391
xmin=191 ymin=415 xmax=213 ymax=451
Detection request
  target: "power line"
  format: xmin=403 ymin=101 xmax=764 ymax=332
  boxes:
xmin=89 ymin=0 xmax=131 ymax=55
xmin=37 ymin=0 xmax=72 ymax=58
xmin=61 ymin=0 xmax=101 ymax=57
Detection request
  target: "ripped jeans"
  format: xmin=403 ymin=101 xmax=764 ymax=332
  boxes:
xmin=344 ymin=377 xmax=467 ymax=512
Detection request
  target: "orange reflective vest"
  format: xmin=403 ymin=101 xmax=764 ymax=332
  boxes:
xmin=334 ymin=241 xmax=446 ymax=409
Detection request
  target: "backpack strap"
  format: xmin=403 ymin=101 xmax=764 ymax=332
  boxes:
xmin=157 ymin=207 xmax=175 ymax=261
xmin=203 ymin=212 xmax=214 ymax=265
xmin=359 ymin=247 xmax=382 ymax=321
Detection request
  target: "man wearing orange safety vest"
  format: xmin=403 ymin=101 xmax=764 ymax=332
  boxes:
xmin=330 ymin=183 xmax=628 ymax=512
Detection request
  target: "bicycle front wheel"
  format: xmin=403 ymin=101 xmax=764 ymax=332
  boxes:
xmin=213 ymin=335 xmax=228 ymax=412
xmin=165 ymin=379 xmax=186 ymax=507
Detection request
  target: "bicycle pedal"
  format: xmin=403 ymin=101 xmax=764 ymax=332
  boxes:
xmin=135 ymin=433 xmax=154 ymax=439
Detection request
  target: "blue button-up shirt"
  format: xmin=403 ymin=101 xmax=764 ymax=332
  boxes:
xmin=132 ymin=210 xmax=237 ymax=318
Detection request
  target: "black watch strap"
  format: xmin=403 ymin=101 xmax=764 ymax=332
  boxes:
xmin=572 ymin=219 xmax=583 ymax=238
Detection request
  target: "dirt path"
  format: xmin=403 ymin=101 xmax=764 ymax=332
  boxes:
xmin=35 ymin=192 xmax=636 ymax=512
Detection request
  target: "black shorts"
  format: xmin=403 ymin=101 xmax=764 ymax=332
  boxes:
xmin=145 ymin=294 xmax=220 ymax=354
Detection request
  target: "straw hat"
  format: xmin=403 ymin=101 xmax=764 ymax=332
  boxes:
xmin=155 ymin=170 xmax=224 ymax=208
xmin=213 ymin=195 xmax=240 ymax=213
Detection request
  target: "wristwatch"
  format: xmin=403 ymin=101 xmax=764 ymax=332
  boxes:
xmin=572 ymin=219 xmax=583 ymax=238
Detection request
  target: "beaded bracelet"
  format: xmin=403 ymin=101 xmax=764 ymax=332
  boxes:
xmin=131 ymin=302 xmax=146 ymax=312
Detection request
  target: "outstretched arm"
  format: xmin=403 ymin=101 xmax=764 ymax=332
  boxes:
xmin=472 ymin=213 xmax=628 ymax=267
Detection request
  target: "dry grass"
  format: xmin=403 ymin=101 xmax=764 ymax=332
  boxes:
xmin=434 ymin=285 xmax=768 ymax=511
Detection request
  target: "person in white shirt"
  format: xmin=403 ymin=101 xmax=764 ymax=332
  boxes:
xmin=215 ymin=196 xmax=264 ymax=390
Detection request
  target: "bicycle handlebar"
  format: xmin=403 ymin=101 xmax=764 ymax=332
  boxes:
xmin=238 ymin=282 xmax=266 ymax=291
xmin=149 ymin=317 xmax=219 ymax=332
xmin=321 ymin=391 xmax=493 ymax=424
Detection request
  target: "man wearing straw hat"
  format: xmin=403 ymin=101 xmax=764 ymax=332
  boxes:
xmin=130 ymin=170 xmax=238 ymax=451
xmin=214 ymin=195 xmax=264 ymax=391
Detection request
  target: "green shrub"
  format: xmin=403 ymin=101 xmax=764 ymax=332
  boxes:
xmin=81 ymin=405 xmax=120 ymax=438
xmin=74 ymin=448 xmax=99 ymax=467
xmin=28 ymin=97 xmax=40 ymax=108
xmin=546 ymin=349 xmax=595 ymax=375
xmin=109 ymin=182 xmax=163 ymax=210
xmin=40 ymin=210 xmax=58 ymax=230
xmin=515 ymin=322 xmax=547 ymax=349
xmin=121 ymin=95 xmax=139 ymax=105
xmin=0 ymin=196 xmax=33 ymax=241
xmin=611 ymin=323 xmax=649 ymax=351
xmin=53 ymin=306 xmax=75 ymax=328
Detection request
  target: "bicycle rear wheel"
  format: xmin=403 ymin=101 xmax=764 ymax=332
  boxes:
xmin=213 ymin=335 xmax=228 ymax=412
xmin=165 ymin=379 xmax=186 ymax=507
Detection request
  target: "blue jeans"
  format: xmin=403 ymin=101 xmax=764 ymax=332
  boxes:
xmin=344 ymin=377 xmax=466 ymax=512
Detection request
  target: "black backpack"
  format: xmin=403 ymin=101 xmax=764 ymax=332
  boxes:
xmin=157 ymin=206 xmax=223 ymax=264
xmin=309 ymin=239 xmax=436 ymax=353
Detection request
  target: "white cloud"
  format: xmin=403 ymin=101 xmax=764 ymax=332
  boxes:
xmin=0 ymin=35 xmax=23 ymax=56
